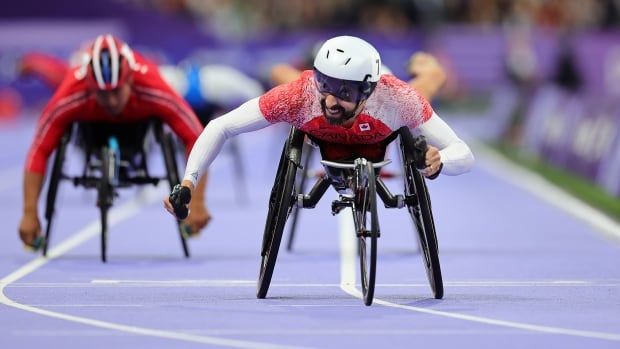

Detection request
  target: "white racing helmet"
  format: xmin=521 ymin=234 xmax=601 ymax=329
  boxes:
xmin=313 ymin=36 xmax=381 ymax=103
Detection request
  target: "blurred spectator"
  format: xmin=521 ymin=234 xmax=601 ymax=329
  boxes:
xmin=116 ymin=0 xmax=619 ymax=38
xmin=551 ymin=35 xmax=583 ymax=94
xmin=502 ymin=27 xmax=539 ymax=145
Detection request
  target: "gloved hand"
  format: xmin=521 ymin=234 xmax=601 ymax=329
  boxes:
xmin=168 ymin=184 xmax=192 ymax=220
xmin=412 ymin=136 xmax=442 ymax=180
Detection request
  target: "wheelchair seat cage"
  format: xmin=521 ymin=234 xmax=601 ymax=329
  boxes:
xmin=42 ymin=119 xmax=190 ymax=262
xmin=257 ymin=126 xmax=444 ymax=306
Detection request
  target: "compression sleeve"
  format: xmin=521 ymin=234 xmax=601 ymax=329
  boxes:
xmin=183 ymin=97 xmax=270 ymax=186
xmin=414 ymin=112 xmax=474 ymax=175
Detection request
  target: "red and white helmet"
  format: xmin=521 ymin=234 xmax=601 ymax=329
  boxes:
xmin=81 ymin=34 xmax=137 ymax=90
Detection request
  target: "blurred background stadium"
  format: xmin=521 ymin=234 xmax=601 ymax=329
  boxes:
xmin=1 ymin=0 xmax=619 ymax=218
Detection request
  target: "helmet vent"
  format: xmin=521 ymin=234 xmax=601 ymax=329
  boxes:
xmin=344 ymin=57 xmax=351 ymax=65
xmin=336 ymin=48 xmax=344 ymax=53
xmin=326 ymin=50 xmax=330 ymax=59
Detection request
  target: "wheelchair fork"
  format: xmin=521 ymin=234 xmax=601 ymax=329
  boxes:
xmin=108 ymin=136 xmax=120 ymax=187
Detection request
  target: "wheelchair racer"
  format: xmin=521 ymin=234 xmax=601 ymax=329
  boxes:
xmin=19 ymin=51 xmax=264 ymax=127
xmin=165 ymin=35 xmax=474 ymax=216
xmin=19 ymin=34 xmax=211 ymax=249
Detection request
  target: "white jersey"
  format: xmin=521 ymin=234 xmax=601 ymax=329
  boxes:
xmin=158 ymin=64 xmax=263 ymax=108
xmin=183 ymin=71 xmax=474 ymax=186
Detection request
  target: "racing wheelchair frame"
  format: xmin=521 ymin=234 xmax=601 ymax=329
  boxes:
xmin=42 ymin=120 xmax=190 ymax=262
xmin=257 ymin=126 xmax=443 ymax=306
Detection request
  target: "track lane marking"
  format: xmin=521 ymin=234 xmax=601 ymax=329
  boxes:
xmin=337 ymin=209 xmax=620 ymax=341
xmin=472 ymin=141 xmax=620 ymax=244
xmin=0 ymin=186 xmax=305 ymax=349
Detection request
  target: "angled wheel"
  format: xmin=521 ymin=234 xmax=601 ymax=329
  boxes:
xmin=161 ymin=129 xmax=190 ymax=258
xmin=257 ymin=127 xmax=304 ymax=299
xmin=42 ymin=130 xmax=71 ymax=257
xmin=399 ymin=128 xmax=443 ymax=299
xmin=97 ymin=146 xmax=115 ymax=263
xmin=286 ymin=142 xmax=315 ymax=251
xmin=354 ymin=161 xmax=378 ymax=306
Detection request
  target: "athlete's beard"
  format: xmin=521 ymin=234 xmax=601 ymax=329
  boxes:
xmin=320 ymin=99 xmax=356 ymax=126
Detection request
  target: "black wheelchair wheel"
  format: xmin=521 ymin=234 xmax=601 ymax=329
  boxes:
xmin=161 ymin=131 xmax=190 ymax=258
xmin=99 ymin=205 xmax=108 ymax=263
xmin=257 ymin=127 xmax=304 ymax=299
xmin=286 ymin=142 xmax=315 ymax=251
xmin=97 ymin=146 xmax=115 ymax=263
xmin=42 ymin=132 xmax=71 ymax=257
xmin=399 ymin=130 xmax=443 ymax=299
xmin=355 ymin=161 xmax=378 ymax=306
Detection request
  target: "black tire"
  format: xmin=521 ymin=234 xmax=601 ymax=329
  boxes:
xmin=286 ymin=142 xmax=314 ymax=251
xmin=355 ymin=161 xmax=378 ymax=306
xmin=257 ymin=127 xmax=304 ymax=299
xmin=42 ymin=134 xmax=70 ymax=257
xmin=161 ymin=131 xmax=190 ymax=258
xmin=98 ymin=146 xmax=114 ymax=263
xmin=400 ymin=129 xmax=443 ymax=299
xmin=100 ymin=205 xmax=108 ymax=263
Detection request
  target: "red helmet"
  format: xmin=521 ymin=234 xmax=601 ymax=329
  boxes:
xmin=83 ymin=34 xmax=137 ymax=91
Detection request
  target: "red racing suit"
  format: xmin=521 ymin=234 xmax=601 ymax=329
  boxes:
xmin=25 ymin=52 xmax=203 ymax=175
xmin=258 ymin=70 xmax=433 ymax=161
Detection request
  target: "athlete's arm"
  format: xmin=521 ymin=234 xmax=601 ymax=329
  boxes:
xmin=20 ymin=82 xmax=79 ymax=247
xmin=182 ymin=97 xmax=270 ymax=188
xmin=142 ymin=75 xmax=213 ymax=231
xmin=19 ymin=52 xmax=69 ymax=89
xmin=414 ymin=112 xmax=474 ymax=176
xmin=407 ymin=52 xmax=446 ymax=101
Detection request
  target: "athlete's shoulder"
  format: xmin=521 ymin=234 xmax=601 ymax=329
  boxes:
xmin=377 ymin=73 xmax=410 ymax=90
xmin=131 ymin=52 xmax=168 ymax=88
xmin=46 ymin=66 xmax=90 ymax=104
xmin=366 ymin=73 xmax=433 ymax=129
xmin=259 ymin=70 xmax=315 ymax=123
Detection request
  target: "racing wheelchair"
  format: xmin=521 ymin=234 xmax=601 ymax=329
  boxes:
xmin=42 ymin=120 xmax=190 ymax=262
xmin=257 ymin=126 xmax=443 ymax=306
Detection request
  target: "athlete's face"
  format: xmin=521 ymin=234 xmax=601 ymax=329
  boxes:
xmin=95 ymin=80 xmax=132 ymax=116
xmin=319 ymin=93 xmax=359 ymax=126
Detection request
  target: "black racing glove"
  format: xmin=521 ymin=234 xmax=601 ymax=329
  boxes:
xmin=169 ymin=184 xmax=191 ymax=220
xmin=412 ymin=136 xmax=428 ymax=170
xmin=412 ymin=135 xmax=442 ymax=180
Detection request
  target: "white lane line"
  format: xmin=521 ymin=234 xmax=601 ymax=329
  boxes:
xmin=11 ymin=328 xmax=537 ymax=336
xmin=0 ymin=186 xmax=304 ymax=349
xmin=472 ymin=142 xmax=620 ymax=244
xmin=337 ymin=212 xmax=620 ymax=341
xmin=338 ymin=208 xmax=357 ymax=289
xmin=7 ymin=280 xmax=620 ymax=288
xmin=268 ymin=305 xmax=360 ymax=307
xmin=91 ymin=279 xmax=255 ymax=285
xmin=23 ymin=304 xmax=145 ymax=307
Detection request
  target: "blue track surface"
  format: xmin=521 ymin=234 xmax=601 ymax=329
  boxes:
xmin=1 ymin=117 xmax=619 ymax=349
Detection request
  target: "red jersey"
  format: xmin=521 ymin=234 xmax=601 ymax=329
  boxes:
xmin=25 ymin=52 xmax=203 ymax=174
xmin=258 ymin=70 xmax=433 ymax=161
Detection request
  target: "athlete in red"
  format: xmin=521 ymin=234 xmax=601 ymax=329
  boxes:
xmin=165 ymin=36 xmax=474 ymax=216
xmin=19 ymin=34 xmax=211 ymax=249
